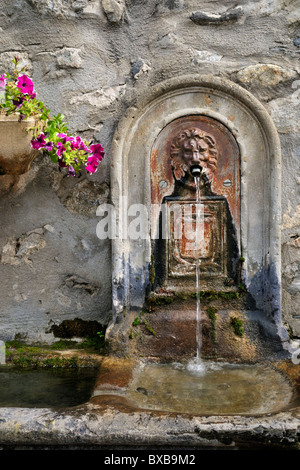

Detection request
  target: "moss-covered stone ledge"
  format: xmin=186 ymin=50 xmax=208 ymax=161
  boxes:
xmin=4 ymin=340 xmax=105 ymax=369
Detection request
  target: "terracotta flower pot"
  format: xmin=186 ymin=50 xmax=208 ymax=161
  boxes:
xmin=0 ymin=114 xmax=39 ymax=175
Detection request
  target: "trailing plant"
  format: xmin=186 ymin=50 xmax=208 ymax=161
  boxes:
xmin=0 ymin=57 xmax=104 ymax=176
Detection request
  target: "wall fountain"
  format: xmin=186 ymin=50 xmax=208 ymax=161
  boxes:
xmin=106 ymin=74 xmax=289 ymax=363
xmin=0 ymin=76 xmax=299 ymax=450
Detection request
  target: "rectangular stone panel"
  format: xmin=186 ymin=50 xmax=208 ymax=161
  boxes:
xmin=166 ymin=198 xmax=227 ymax=280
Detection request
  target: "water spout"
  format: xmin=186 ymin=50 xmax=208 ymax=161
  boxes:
xmin=190 ymin=164 xmax=202 ymax=178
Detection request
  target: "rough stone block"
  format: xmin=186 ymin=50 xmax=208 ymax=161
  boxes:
xmin=102 ymin=0 xmax=125 ymax=24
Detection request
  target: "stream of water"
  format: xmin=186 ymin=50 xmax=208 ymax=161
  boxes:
xmin=187 ymin=176 xmax=206 ymax=375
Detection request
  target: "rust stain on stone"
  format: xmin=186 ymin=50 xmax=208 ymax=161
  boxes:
xmin=204 ymin=94 xmax=212 ymax=105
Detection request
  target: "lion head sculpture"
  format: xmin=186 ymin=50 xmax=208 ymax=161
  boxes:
xmin=170 ymin=127 xmax=218 ymax=183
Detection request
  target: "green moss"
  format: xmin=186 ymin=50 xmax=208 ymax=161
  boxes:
xmin=49 ymin=339 xmax=80 ymax=350
xmin=142 ymin=320 xmax=156 ymax=336
xmin=132 ymin=316 xmax=140 ymax=326
xmin=174 ymin=292 xmax=188 ymax=301
xmin=5 ymin=339 xmax=102 ymax=369
xmin=191 ymin=290 xmax=240 ymax=301
xmin=230 ymin=316 xmax=244 ymax=337
xmin=131 ymin=313 xmax=156 ymax=337
xmin=147 ymin=295 xmax=175 ymax=308
xmin=207 ymin=306 xmax=218 ymax=344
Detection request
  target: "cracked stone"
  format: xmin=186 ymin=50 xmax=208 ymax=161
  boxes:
xmin=54 ymin=179 xmax=109 ymax=217
xmin=1 ymin=230 xmax=46 ymax=265
xmin=65 ymin=275 xmax=100 ymax=295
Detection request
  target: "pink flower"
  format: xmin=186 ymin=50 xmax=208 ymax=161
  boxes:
xmin=0 ymin=74 xmax=7 ymax=88
xmin=43 ymin=142 xmax=53 ymax=152
xmin=90 ymin=143 xmax=105 ymax=161
xmin=57 ymin=133 xmax=74 ymax=144
xmin=16 ymin=75 xmax=34 ymax=95
xmin=31 ymin=133 xmax=47 ymax=150
xmin=86 ymin=155 xmax=100 ymax=174
xmin=56 ymin=141 xmax=66 ymax=157
xmin=31 ymin=134 xmax=53 ymax=151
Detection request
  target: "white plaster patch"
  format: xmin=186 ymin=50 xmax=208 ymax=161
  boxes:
xmin=70 ymin=84 xmax=126 ymax=109
xmin=191 ymin=50 xmax=223 ymax=65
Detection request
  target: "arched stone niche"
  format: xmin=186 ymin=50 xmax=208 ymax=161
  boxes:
xmin=107 ymin=75 xmax=287 ymax=346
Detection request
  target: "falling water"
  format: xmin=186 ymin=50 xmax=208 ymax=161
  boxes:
xmin=187 ymin=176 xmax=206 ymax=375
xmin=195 ymin=175 xmax=202 ymax=361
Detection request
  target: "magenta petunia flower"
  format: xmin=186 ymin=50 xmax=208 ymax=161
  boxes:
xmin=90 ymin=143 xmax=105 ymax=160
xmin=56 ymin=141 xmax=66 ymax=157
xmin=86 ymin=154 xmax=102 ymax=173
xmin=31 ymin=133 xmax=47 ymax=150
xmin=0 ymin=74 xmax=7 ymax=88
xmin=57 ymin=133 xmax=74 ymax=144
xmin=31 ymin=134 xmax=53 ymax=152
xmin=16 ymin=75 xmax=34 ymax=95
xmin=43 ymin=142 xmax=53 ymax=152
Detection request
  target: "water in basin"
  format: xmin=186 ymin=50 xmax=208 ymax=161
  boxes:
xmin=126 ymin=361 xmax=295 ymax=416
xmin=0 ymin=367 xmax=97 ymax=408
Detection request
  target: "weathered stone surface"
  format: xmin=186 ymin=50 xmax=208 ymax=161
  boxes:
xmin=53 ymin=177 xmax=109 ymax=217
xmin=25 ymin=0 xmax=89 ymax=17
xmin=282 ymin=204 xmax=300 ymax=230
xmin=70 ymin=84 xmax=126 ymax=109
xmin=191 ymin=50 xmax=223 ymax=64
xmin=102 ymin=0 xmax=125 ymax=24
xmin=268 ymin=85 xmax=300 ymax=133
xmin=0 ymin=52 xmax=32 ymax=75
xmin=1 ymin=229 xmax=46 ymax=266
xmin=190 ymin=6 xmax=243 ymax=25
xmin=55 ymin=47 xmax=83 ymax=69
xmin=236 ymin=64 xmax=297 ymax=87
xmin=131 ymin=59 xmax=151 ymax=80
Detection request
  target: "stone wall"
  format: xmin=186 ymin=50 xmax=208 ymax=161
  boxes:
xmin=0 ymin=0 xmax=299 ymax=344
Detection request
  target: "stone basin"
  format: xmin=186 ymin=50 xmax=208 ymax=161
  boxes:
xmin=0 ymin=357 xmax=299 ymax=450
xmin=92 ymin=357 xmax=300 ymax=418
